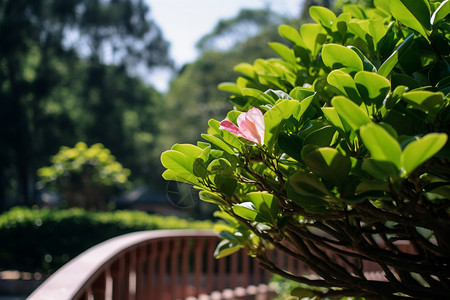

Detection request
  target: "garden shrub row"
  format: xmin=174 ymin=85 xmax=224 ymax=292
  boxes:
xmin=0 ymin=206 xmax=213 ymax=274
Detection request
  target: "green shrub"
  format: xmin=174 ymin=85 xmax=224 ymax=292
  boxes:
xmin=0 ymin=206 xmax=213 ymax=274
xmin=161 ymin=0 xmax=449 ymax=298
xmin=37 ymin=142 xmax=131 ymax=210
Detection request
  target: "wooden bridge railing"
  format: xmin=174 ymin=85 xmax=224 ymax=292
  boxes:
xmin=26 ymin=229 xmax=275 ymax=300
xmin=27 ymin=228 xmax=407 ymax=300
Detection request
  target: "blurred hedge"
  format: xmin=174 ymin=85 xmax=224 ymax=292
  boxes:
xmin=0 ymin=206 xmax=214 ymax=274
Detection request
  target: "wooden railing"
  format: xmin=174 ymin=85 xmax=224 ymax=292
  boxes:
xmin=27 ymin=229 xmax=410 ymax=300
xmin=26 ymin=229 xmax=275 ymax=300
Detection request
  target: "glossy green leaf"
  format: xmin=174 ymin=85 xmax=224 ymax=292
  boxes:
xmin=269 ymin=42 xmax=297 ymax=65
xmin=390 ymin=0 xmax=431 ymax=42
xmin=266 ymin=89 xmax=292 ymax=100
xmin=233 ymin=202 xmax=258 ymax=221
xmin=264 ymin=100 xmax=301 ymax=150
xmin=214 ymin=240 xmax=242 ymax=259
xmin=354 ymin=71 xmax=391 ymax=107
xmin=207 ymin=119 xmax=221 ymax=134
xmin=220 ymin=130 xmax=243 ymax=152
xmin=234 ymin=63 xmax=256 ymax=78
xmin=401 ymin=133 xmax=448 ymax=175
xmin=278 ymin=24 xmax=303 ymax=46
xmin=378 ymin=33 xmax=414 ymax=77
xmin=247 ymin=192 xmax=278 ymax=224
xmin=332 ymin=96 xmax=371 ymax=131
xmin=374 ymin=0 xmax=390 ymax=13
xmin=334 ymin=13 xmax=351 ymax=37
xmin=300 ymin=23 xmax=326 ymax=56
xmin=278 ymin=132 xmax=303 ymax=162
xmin=193 ymin=158 xmax=208 ymax=178
xmin=303 ymin=147 xmax=351 ymax=185
xmin=431 ymin=0 xmax=450 ymax=25
xmin=367 ymin=20 xmax=387 ymax=49
xmin=347 ymin=21 xmax=371 ymax=44
xmin=289 ymin=87 xmax=315 ymax=100
xmin=201 ymin=134 xmax=235 ymax=155
xmin=348 ymin=46 xmax=377 ymax=72
xmin=385 ymin=85 xmax=409 ymax=109
xmin=172 ymin=144 xmax=204 ymax=157
xmin=242 ymin=88 xmax=276 ymax=105
xmin=401 ymin=91 xmax=445 ymax=116
xmin=322 ymin=44 xmax=363 ymax=73
xmin=356 ymin=179 xmax=388 ymax=194
xmin=161 ymin=150 xmax=194 ymax=175
xmin=207 ymin=158 xmax=233 ymax=175
xmin=327 ymin=70 xmax=361 ymax=103
xmin=288 ymin=170 xmax=333 ymax=198
xmin=293 ymin=45 xmax=311 ymax=67
xmin=285 ymin=181 xmax=330 ymax=208
xmin=226 ymin=111 xmax=241 ymax=123
xmin=362 ymin=159 xmax=399 ymax=179
xmin=218 ymin=82 xmax=241 ymax=95
xmin=303 ymin=126 xmax=337 ymax=148
xmin=343 ymin=4 xmax=366 ymax=19
xmin=214 ymin=175 xmax=237 ymax=198
xmin=348 ymin=19 xmax=387 ymax=52
xmin=360 ymin=123 xmax=401 ymax=169
xmin=199 ymin=190 xmax=228 ymax=206
xmin=161 ymin=169 xmax=199 ymax=186
xmin=310 ymin=6 xmax=336 ymax=29
xmin=296 ymin=94 xmax=316 ymax=121
xmin=322 ymin=107 xmax=346 ymax=134
xmin=197 ymin=145 xmax=211 ymax=161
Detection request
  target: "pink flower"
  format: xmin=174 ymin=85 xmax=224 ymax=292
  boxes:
xmin=219 ymin=108 xmax=265 ymax=145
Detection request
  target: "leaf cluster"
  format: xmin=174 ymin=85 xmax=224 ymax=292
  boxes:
xmin=161 ymin=1 xmax=450 ymax=298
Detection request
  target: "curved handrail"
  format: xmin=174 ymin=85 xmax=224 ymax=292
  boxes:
xmin=27 ymin=228 xmax=403 ymax=300
xmin=27 ymin=229 xmax=272 ymax=300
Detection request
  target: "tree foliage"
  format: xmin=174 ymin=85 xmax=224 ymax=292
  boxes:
xmin=0 ymin=0 xmax=172 ymax=209
xmin=160 ymin=8 xmax=292 ymax=151
xmin=37 ymin=142 xmax=130 ymax=210
xmin=162 ymin=0 xmax=450 ymax=298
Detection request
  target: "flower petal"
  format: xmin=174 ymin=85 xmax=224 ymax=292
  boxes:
xmin=246 ymin=108 xmax=265 ymax=145
xmin=220 ymin=120 xmax=244 ymax=137
xmin=238 ymin=120 xmax=261 ymax=144
xmin=221 ymin=109 xmax=265 ymax=145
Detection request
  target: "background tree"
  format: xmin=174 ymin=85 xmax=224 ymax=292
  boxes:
xmin=0 ymin=0 xmax=172 ymax=210
xmin=37 ymin=142 xmax=131 ymax=210
xmin=159 ymin=8 xmax=297 ymax=151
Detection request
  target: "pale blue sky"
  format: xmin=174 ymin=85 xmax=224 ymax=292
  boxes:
xmin=145 ymin=0 xmax=304 ymax=90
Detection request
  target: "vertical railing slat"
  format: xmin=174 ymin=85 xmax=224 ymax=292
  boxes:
xmin=241 ymin=250 xmax=250 ymax=288
xmin=206 ymin=236 xmax=216 ymax=294
xmin=128 ymin=249 xmax=137 ymax=300
xmin=146 ymin=242 xmax=157 ymax=299
xmin=136 ymin=246 xmax=146 ymax=299
xmin=230 ymin=252 xmax=238 ymax=289
xmin=194 ymin=236 xmax=204 ymax=295
xmin=180 ymin=237 xmax=191 ymax=298
xmin=253 ymin=255 xmax=261 ymax=286
xmin=170 ymin=239 xmax=180 ymax=300
xmin=217 ymin=255 xmax=226 ymax=291
xmin=158 ymin=239 xmax=170 ymax=300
